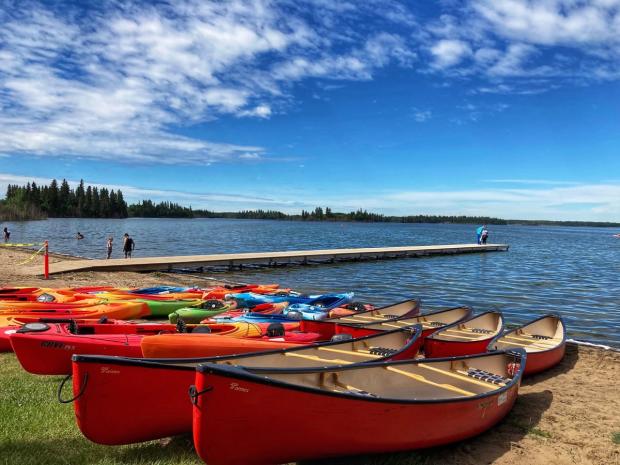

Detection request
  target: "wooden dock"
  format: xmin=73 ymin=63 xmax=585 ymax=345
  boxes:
xmin=22 ymin=243 xmax=508 ymax=276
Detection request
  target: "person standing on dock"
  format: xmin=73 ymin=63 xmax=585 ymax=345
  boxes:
xmin=476 ymin=225 xmax=484 ymax=245
xmin=123 ymin=233 xmax=135 ymax=258
xmin=2 ymin=227 xmax=9 ymax=242
xmin=106 ymin=236 xmax=113 ymax=259
xmin=481 ymin=226 xmax=489 ymax=245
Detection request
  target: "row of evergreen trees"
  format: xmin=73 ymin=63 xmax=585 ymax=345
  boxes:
xmin=4 ymin=180 xmax=618 ymax=226
xmin=128 ymin=200 xmax=194 ymax=218
xmin=4 ymin=180 xmax=128 ymax=218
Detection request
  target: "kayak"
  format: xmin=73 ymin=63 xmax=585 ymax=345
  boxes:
xmin=487 ymin=314 xmax=566 ymax=376
xmin=0 ymin=317 xmax=131 ymax=353
xmin=226 ymin=292 xmax=353 ymax=309
xmin=10 ymin=320 xmax=262 ymax=375
xmin=191 ymin=350 xmax=526 ymax=465
xmin=0 ymin=301 xmax=150 ymax=326
xmin=140 ymin=324 xmax=324 ymax=358
xmin=69 ymin=324 xmax=422 ymax=445
xmin=168 ymin=300 xmax=238 ymax=323
xmin=424 ymin=311 xmax=504 ymax=358
xmin=133 ymin=298 xmax=204 ymax=318
xmin=202 ymin=284 xmax=283 ymax=300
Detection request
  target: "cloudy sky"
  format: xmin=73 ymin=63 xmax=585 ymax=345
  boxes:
xmin=1 ymin=0 xmax=619 ymax=220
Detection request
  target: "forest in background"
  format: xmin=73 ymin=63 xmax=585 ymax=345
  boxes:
xmin=1 ymin=179 xmax=619 ymax=227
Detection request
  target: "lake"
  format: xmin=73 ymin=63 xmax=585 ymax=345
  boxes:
xmin=3 ymin=218 xmax=620 ymax=348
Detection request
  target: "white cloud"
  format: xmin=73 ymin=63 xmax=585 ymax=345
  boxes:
xmin=413 ymin=110 xmax=432 ymax=122
xmin=420 ymin=0 xmax=620 ymax=90
xmin=0 ymin=1 xmax=417 ymax=165
xmin=430 ymin=39 xmax=472 ymax=68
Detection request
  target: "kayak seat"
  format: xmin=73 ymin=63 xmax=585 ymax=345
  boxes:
xmin=368 ymin=347 xmax=398 ymax=357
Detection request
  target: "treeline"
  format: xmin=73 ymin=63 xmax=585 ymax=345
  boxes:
xmin=2 ymin=180 xmax=619 ymax=227
xmin=2 ymin=180 xmax=128 ymax=219
xmin=128 ymin=200 xmax=194 ymax=218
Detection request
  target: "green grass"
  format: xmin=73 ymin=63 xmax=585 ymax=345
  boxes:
xmin=612 ymin=432 xmax=620 ymax=445
xmin=0 ymin=353 xmax=201 ymax=465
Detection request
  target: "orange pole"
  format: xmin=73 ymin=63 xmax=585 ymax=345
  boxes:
xmin=44 ymin=240 xmax=49 ymax=280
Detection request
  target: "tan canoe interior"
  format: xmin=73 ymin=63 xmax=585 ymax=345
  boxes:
xmin=330 ymin=299 xmax=419 ymax=324
xmin=166 ymin=327 xmax=418 ymax=369
xmin=491 ymin=316 xmax=564 ymax=353
xmin=429 ymin=312 xmax=503 ymax=342
xmin=356 ymin=307 xmax=471 ymax=333
xmin=256 ymin=352 xmax=516 ymax=400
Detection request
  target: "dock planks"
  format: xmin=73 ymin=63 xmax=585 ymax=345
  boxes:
xmin=20 ymin=243 xmax=508 ymax=276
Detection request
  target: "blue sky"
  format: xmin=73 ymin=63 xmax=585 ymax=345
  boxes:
xmin=1 ymin=0 xmax=619 ymax=221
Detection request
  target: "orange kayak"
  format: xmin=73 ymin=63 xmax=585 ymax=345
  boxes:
xmin=0 ymin=301 xmax=149 ymax=326
xmin=141 ymin=324 xmax=320 ymax=358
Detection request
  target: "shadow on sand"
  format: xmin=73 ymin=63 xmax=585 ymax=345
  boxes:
xmin=521 ymin=341 xmax=579 ymax=386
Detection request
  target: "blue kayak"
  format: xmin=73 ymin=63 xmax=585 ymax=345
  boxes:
xmin=227 ymin=292 xmax=354 ymax=309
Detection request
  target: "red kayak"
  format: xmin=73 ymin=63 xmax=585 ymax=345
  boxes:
xmin=424 ymin=311 xmax=504 ymax=358
xmin=68 ymin=324 xmax=422 ymax=445
xmin=10 ymin=320 xmax=252 ymax=375
xmin=191 ymin=350 xmax=526 ymax=465
xmin=487 ymin=314 xmax=566 ymax=376
xmin=0 ymin=317 xmax=130 ymax=353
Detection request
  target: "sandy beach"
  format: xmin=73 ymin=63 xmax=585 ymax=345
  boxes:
xmin=1 ymin=246 xmax=619 ymax=465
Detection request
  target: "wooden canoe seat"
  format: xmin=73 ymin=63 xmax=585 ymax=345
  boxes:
xmin=284 ymin=352 xmax=349 ymax=364
xmin=318 ymin=346 xmax=381 ymax=359
xmin=418 ymin=363 xmax=506 ymax=388
xmin=385 ymin=366 xmax=475 ymax=396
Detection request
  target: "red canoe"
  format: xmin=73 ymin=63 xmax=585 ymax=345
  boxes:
xmin=487 ymin=314 xmax=566 ymax=376
xmin=10 ymin=320 xmax=254 ymax=375
xmin=68 ymin=325 xmax=422 ymax=445
xmin=301 ymin=305 xmax=472 ymax=341
xmin=424 ymin=311 xmax=504 ymax=358
xmin=191 ymin=350 xmax=526 ymax=465
xmin=325 ymin=298 xmax=420 ymax=324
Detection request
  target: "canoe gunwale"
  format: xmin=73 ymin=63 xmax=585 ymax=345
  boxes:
xmin=426 ymin=310 xmax=504 ymax=344
xmin=71 ymin=323 xmax=423 ymax=370
xmin=327 ymin=298 xmax=420 ymax=321
xmin=345 ymin=305 xmax=472 ymax=328
xmin=195 ymin=349 xmax=526 ymax=405
xmin=486 ymin=313 xmax=566 ymax=354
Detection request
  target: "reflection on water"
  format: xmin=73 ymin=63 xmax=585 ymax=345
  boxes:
xmin=4 ymin=218 xmax=620 ymax=347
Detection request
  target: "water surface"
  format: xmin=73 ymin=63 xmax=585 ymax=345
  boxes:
xmin=4 ymin=218 xmax=619 ymax=347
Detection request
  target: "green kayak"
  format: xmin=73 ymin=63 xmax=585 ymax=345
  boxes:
xmin=136 ymin=299 xmax=204 ymax=318
xmin=168 ymin=300 xmax=232 ymax=323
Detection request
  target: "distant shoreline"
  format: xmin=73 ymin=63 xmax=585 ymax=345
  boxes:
xmin=2 ymin=214 xmax=619 ymax=228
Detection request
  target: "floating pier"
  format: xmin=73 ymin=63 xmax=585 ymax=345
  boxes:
xmin=22 ymin=243 xmax=508 ymax=276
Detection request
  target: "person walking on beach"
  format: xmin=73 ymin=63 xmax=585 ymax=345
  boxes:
xmin=106 ymin=236 xmax=113 ymax=259
xmin=123 ymin=233 xmax=135 ymax=258
xmin=2 ymin=227 xmax=9 ymax=242
xmin=481 ymin=226 xmax=489 ymax=245
xmin=476 ymin=225 xmax=484 ymax=245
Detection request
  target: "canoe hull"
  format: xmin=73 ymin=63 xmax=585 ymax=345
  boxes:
xmin=522 ymin=343 xmax=566 ymax=376
xmin=192 ymin=360 xmax=521 ymax=465
xmin=71 ymin=360 xmax=194 ymax=445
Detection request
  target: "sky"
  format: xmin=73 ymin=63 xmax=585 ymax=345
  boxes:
xmin=0 ymin=0 xmax=619 ymax=221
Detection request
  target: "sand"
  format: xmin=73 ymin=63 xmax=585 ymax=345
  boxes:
xmin=1 ymin=246 xmax=619 ymax=465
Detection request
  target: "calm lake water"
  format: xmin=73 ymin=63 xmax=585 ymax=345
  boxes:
xmin=3 ymin=218 xmax=620 ymax=348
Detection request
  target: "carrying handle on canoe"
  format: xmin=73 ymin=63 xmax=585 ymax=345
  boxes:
xmin=57 ymin=373 xmax=89 ymax=404
xmin=189 ymin=384 xmax=213 ymax=406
